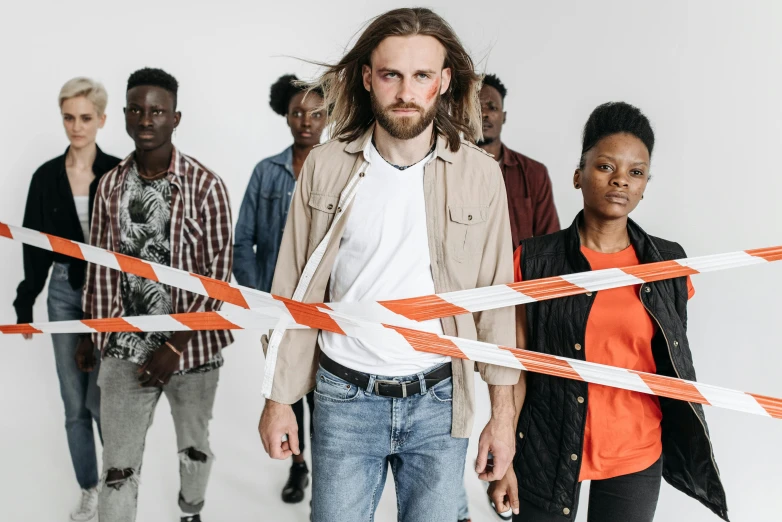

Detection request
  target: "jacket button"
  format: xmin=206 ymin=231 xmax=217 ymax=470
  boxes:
xmin=337 ymin=206 xmax=342 ymax=213
xmin=644 ymin=287 xmax=652 ymax=293
xmin=577 ymin=396 xmax=584 ymax=404
xmin=673 ymin=340 xmax=679 ymax=347
xmin=359 ymin=172 xmax=365 ymax=177
xmin=327 ymin=203 xmax=334 ymax=210
xmin=518 ymin=432 xmax=524 ymax=439
xmin=468 ymin=214 xmax=473 ymax=220
xmin=563 ymin=508 xmax=571 ymax=515
xmin=586 ymin=292 xmax=592 ymax=297
xmin=571 ymin=454 xmax=578 ymax=461
xmin=574 ymin=343 xmax=582 ymax=351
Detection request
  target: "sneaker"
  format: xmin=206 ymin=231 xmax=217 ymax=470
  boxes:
xmin=181 ymin=515 xmax=201 ymax=522
xmin=70 ymin=487 xmax=98 ymax=521
xmin=281 ymin=462 xmax=310 ymax=503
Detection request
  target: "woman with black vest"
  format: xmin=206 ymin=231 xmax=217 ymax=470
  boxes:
xmin=488 ymin=102 xmax=728 ymax=522
xmin=13 ymin=77 xmax=120 ymax=522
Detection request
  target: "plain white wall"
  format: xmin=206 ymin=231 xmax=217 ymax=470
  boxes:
xmin=0 ymin=1 xmax=780 ymax=520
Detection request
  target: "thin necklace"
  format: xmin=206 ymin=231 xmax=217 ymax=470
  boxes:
xmin=371 ymin=136 xmax=436 ymax=170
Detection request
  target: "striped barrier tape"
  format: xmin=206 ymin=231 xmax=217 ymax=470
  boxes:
xmin=2 ymin=222 xmax=781 ymax=419
xmin=2 ymin=221 xmax=781 ymax=328
xmin=3 ymin=307 xmax=781 ymax=419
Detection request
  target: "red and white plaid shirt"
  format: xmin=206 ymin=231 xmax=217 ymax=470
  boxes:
xmin=83 ymin=147 xmax=234 ymax=371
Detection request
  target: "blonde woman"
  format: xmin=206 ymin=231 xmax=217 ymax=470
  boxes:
xmin=13 ymin=77 xmax=120 ymax=522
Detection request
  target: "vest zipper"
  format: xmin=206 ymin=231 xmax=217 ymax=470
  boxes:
xmin=639 ymin=283 xmax=722 ymax=484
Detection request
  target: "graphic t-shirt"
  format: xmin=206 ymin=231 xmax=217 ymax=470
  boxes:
xmin=104 ymin=164 xmax=222 ymax=374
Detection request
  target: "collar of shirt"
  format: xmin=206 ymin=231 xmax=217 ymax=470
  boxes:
xmin=347 ymin=126 xmax=455 ymax=165
xmin=268 ymin=145 xmax=296 ymax=179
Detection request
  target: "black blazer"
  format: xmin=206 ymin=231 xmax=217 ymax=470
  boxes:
xmin=13 ymin=146 xmax=121 ymax=323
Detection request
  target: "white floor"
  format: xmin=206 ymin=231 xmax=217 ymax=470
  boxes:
xmin=2 ymin=322 xmax=779 ymax=521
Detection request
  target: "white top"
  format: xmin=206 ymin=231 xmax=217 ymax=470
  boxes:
xmin=318 ymin=140 xmax=449 ymax=376
xmin=74 ymin=196 xmax=89 ymax=241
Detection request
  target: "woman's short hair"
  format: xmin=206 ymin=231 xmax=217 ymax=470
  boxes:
xmin=58 ymin=77 xmax=109 ymax=116
xmin=580 ymin=102 xmax=654 ymax=169
xmin=269 ymin=74 xmax=324 ymax=117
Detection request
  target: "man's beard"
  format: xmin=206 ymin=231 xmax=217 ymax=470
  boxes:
xmin=476 ymin=136 xmax=496 ymax=146
xmin=371 ymin=89 xmax=439 ymax=140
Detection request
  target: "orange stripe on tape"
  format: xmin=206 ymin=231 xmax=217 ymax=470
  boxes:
xmin=193 ymin=275 xmax=250 ymax=309
xmin=622 ymin=261 xmax=699 ymax=281
xmin=0 ymin=223 xmax=11 ymax=239
xmin=508 ymin=277 xmax=583 ymax=301
xmin=82 ymin=318 xmax=142 ymax=333
xmin=0 ymin=324 xmax=43 ymax=335
xmin=116 ymin=254 xmax=159 ymax=282
xmin=379 ymin=295 xmax=470 ymax=321
xmin=633 ymin=372 xmax=710 ymax=404
xmin=172 ymin=312 xmax=241 ymax=331
xmin=383 ymin=325 xmax=466 ymax=358
xmin=503 ymin=347 xmax=583 ymax=380
xmin=747 ymin=393 xmax=782 ymax=419
xmin=273 ymin=297 xmax=345 ymax=335
xmin=46 ymin=234 xmax=85 ymax=261
xmin=746 ymin=246 xmax=782 ymax=262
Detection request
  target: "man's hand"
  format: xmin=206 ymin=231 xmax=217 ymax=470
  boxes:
xmin=75 ymin=335 xmax=97 ymax=372
xmin=138 ymin=332 xmax=193 ymax=387
xmin=488 ymin=467 xmax=520 ymax=516
xmin=259 ymin=399 xmax=300 ymax=460
xmin=476 ymin=384 xmax=516 ymax=481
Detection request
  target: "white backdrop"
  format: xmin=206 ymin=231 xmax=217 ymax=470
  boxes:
xmin=1 ymin=1 xmax=780 ymax=520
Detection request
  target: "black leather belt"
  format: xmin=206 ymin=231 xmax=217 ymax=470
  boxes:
xmin=319 ymin=352 xmax=451 ymax=398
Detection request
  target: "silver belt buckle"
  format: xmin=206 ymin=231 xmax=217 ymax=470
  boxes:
xmin=374 ymin=379 xmax=409 ymax=398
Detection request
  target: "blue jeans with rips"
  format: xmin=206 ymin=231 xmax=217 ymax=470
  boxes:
xmin=47 ymin=262 xmax=102 ymax=490
xmin=311 ymin=363 xmax=469 ymax=522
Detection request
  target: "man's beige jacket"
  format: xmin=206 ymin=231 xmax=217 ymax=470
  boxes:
xmin=265 ymin=128 xmax=519 ymax=437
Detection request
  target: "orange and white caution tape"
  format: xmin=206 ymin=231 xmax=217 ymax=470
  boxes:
xmin=3 ymin=222 xmax=781 ymax=418
xmin=5 ymin=307 xmax=781 ymax=419
xmin=3 ymin=221 xmax=781 ymax=329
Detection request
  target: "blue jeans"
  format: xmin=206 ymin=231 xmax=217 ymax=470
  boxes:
xmin=47 ymin=262 xmax=102 ymax=490
xmin=311 ymin=364 xmax=469 ymax=522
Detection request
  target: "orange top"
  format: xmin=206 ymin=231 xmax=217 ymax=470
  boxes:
xmin=513 ymin=244 xmax=694 ymax=481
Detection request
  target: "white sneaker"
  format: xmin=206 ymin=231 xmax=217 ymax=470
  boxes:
xmin=70 ymin=487 xmax=98 ymax=521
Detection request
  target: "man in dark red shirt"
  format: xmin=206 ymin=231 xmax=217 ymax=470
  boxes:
xmin=457 ymin=74 xmax=562 ymax=522
xmin=478 ymin=74 xmax=560 ymax=247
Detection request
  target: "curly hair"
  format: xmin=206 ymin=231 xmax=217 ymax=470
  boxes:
xmin=127 ymin=67 xmax=179 ymax=108
xmin=269 ymin=74 xmax=324 ymax=116
xmin=579 ymin=102 xmax=654 ymax=169
xmin=481 ymin=74 xmax=507 ymax=100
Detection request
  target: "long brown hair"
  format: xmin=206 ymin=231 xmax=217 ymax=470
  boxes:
xmin=309 ymin=8 xmax=482 ymax=152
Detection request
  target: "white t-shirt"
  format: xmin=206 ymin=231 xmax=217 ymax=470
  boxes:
xmin=73 ymin=195 xmax=89 ymax=241
xmin=318 ymin=141 xmax=450 ymax=376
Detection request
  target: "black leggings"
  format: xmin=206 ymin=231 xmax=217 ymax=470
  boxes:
xmin=291 ymin=391 xmax=315 ymax=452
xmin=515 ymin=457 xmax=662 ymax=522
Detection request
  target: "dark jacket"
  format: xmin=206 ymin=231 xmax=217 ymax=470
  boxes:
xmin=499 ymin=144 xmax=560 ymax=247
xmin=514 ymin=212 xmax=728 ymax=520
xmin=13 ymin=146 xmax=121 ymax=323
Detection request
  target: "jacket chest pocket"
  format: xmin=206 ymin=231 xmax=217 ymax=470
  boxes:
xmin=446 ymin=205 xmax=488 ymax=262
xmin=307 ymin=192 xmax=339 ymax=247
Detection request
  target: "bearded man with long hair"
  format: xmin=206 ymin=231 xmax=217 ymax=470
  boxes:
xmin=259 ymin=9 xmax=519 ymax=522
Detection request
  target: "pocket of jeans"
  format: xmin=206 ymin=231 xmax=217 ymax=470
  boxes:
xmin=428 ymin=376 xmax=454 ymax=403
xmin=314 ymin=368 xmax=361 ymax=402
xmin=50 ymin=263 xmax=70 ymax=282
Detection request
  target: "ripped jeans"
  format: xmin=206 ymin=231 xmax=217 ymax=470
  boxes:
xmin=97 ymin=357 xmax=219 ymax=522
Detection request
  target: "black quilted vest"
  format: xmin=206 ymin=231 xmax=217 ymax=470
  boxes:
xmin=514 ymin=212 xmax=728 ymax=520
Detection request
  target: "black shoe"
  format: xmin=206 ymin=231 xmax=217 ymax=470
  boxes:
xmin=282 ymin=462 xmax=310 ymax=504
xmin=181 ymin=515 xmax=201 ymax=522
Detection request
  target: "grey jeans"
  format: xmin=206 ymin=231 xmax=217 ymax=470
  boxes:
xmin=97 ymin=357 xmax=219 ymax=522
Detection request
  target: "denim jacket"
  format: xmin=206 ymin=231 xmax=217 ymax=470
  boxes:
xmin=233 ymin=147 xmax=296 ymax=291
